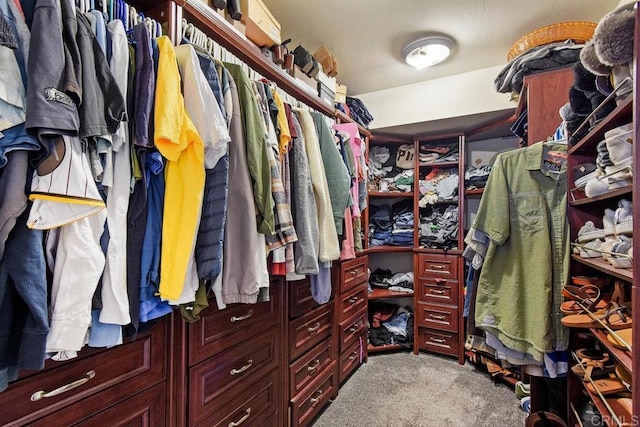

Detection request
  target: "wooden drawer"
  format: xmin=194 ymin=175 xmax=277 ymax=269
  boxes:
xmin=196 ymin=367 xmax=280 ymax=427
xmin=0 ymin=319 xmax=167 ymax=427
xmin=340 ymin=256 xmax=368 ymax=293
xmin=417 ymin=254 xmax=458 ymax=279
xmin=337 ymin=282 xmax=367 ymax=322
xmin=289 ymin=338 xmax=334 ymax=398
xmin=417 ymin=277 xmax=458 ymax=306
xmin=289 ymin=304 xmax=333 ymax=361
xmin=189 ymin=282 xmax=281 ymax=365
xmin=417 ymin=327 xmax=460 ymax=357
xmin=339 ymin=308 xmax=367 ymax=349
xmin=288 ymin=277 xmax=320 ymax=319
xmin=30 ymin=382 xmax=165 ymax=427
xmin=339 ymin=338 xmax=363 ymax=384
xmin=189 ymin=329 xmax=279 ymax=425
xmin=416 ymin=302 xmax=459 ymax=332
xmin=290 ymin=365 xmax=337 ymax=427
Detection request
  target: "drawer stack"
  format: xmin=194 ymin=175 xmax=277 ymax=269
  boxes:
xmin=336 ymin=256 xmax=368 ymax=383
xmin=0 ymin=317 xmax=168 ymax=426
xmin=187 ymin=281 xmax=284 ymax=427
xmin=287 ymin=277 xmax=337 ymax=427
xmin=415 ymin=253 xmax=464 ymax=363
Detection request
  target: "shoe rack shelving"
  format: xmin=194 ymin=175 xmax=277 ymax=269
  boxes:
xmin=564 ymin=16 xmax=638 ymax=422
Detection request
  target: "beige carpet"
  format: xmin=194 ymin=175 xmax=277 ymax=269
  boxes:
xmin=312 ymin=351 xmax=527 ymax=427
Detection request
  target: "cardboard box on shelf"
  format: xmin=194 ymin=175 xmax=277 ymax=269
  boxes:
xmin=289 ymin=65 xmax=318 ymax=94
xmin=335 ymin=83 xmax=347 ymax=104
xmin=318 ymin=81 xmax=336 ymax=107
xmin=240 ymin=0 xmax=281 ymax=47
xmin=316 ymin=71 xmax=336 ymax=93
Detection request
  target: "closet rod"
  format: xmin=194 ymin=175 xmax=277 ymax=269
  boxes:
xmin=175 ymin=0 xmax=336 ymax=117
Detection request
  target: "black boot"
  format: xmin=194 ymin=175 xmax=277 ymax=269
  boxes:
xmin=227 ymin=0 xmax=242 ymax=21
xmin=212 ymin=0 xmax=226 ymax=9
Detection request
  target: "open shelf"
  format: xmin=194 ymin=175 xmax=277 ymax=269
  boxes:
xmin=415 ymin=248 xmax=462 ymax=255
xmin=569 ymin=185 xmax=632 ymax=206
xmin=568 ymin=97 xmax=633 ymax=155
xmin=368 ymin=288 xmax=414 ymax=300
xmin=591 ymin=328 xmax=632 ymax=375
xmin=366 ymin=246 xmax=414 ymax=254
xmin=465 ymin=188 xmax=484 ymax=196
xmin=419 ymin=160 xmax=459 ymax=168
xmin=369 ymin=191 xmax=414 ymax=198
xmin=571 ymin=255 xmax=633 ymax=282
xmin=367 ymin=343 xmax=411 ymax=354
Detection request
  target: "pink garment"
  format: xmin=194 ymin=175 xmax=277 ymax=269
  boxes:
xmin=333 ymin=123 xmax=364 ymax=217
xmin=340 ymin=207 xmax=356 ymax=260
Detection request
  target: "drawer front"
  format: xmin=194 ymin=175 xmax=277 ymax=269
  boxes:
xmin=195 ymin=367 xmax=280 ymax=427
xmin=339 ymin=308 xmax=367 ymax=349
xmin=340 ymin=256 xmax=368 ymax=293
xmin=189 ymin=282 xmax=281 ymax=365
xmin=30 ymin=383 xmax=165 ymax=427
xmin=189 ymin=329 xmax=279 ymax=425
xmin=289 ymin=338 xmax=334 ymax=397
xmin=417 ymin=277 xmax=458 ymax=306
xmin=416 ymin=302 xmax=459 ymax=332
xmin=338 ymin=282 xmax=368 ymax=322
xmin=0 ymin=319 xmax=167 ymax=427
xmin=289 ymin=304 xmax=333 ymax=361
xmin=339 ymin=338 xmax=363 ymax=384
xmin=417 ymin=327 xmax=460 ymax=357
xmin=290 ymin=365 xmax=337 ymax=427
xmin=417 ymin=254 xmax=458 ymax=279
xmin=288 ymin=277 xmax=320 ymax=319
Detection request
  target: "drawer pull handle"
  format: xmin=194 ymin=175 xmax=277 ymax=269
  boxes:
xmin=310 ymin=389 xmax=323 ymax=405
xmin=230 ymin=359 xmax=253 ymax=376
xmin=230 ymin=310 xmax=253 ymax=323
xmin=307 ymin=359 xmax=321 ymax=372
xmin=434 ymin=278 xmax=446 ymax=283
xmin=430 ymin=289 xmax=446 ymax=295
xmin=307 ymin=322 xmax=321 ymax=333
xmin=348 ymin=350 xmax=358 ymax=361
xmin=30 ymin=370 xmax=96 ymax=401
xmin=348 ymin=296 xmax=359 ymax=305
xmin=348 ymin=324 xmax=358 ymax=333
xmin=228 ymin=408 xmax=251 ymax=427
xmin=350 ymin=270 xmax=358 ymax=276
xmin=431 ymin=265 xmax=445 ymax=270
xmin=429 ymin=314 xmax=446 ymax=321
xmin=430 ymin=337 xmax=447 ymax=344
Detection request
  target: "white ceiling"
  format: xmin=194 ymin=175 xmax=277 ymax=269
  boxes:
xmin=262 ymin=0 xmax=620 ymax=96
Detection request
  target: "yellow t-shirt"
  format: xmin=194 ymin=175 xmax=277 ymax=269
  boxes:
xmin=154 ymin=36 xmax=205 ymax=301
xmin=270 ymin=88 xmax=291 ymax=156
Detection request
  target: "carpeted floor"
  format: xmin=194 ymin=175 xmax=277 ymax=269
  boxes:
xmin=312 ymin=351 xmax=527 ymax=427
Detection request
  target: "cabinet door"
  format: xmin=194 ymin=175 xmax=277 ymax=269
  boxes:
xmin=416 ymin=253 xmax=458 ymax=279
xmin=339 ymin=256 xmax=368 ymax=293
xmin=289 ymin=304 xmax=333 ymax=361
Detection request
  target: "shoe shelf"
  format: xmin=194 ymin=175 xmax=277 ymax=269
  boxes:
xmin=590 ymin=328 xmax=633 ymax=376
xmin=571 ymin=254 xmax=633 ymax=283
xmin=368 ymin=288 xmax=414 ymax=300
xmin=569 ymin=97 xmax=632 ymax=155
xmin=369 ymin=191 xmax=414 ymax=198
xmin=569 ymin=185 xmax=633 ymax=206
xmin=581 ymin=381 xmax=617 ymax=427
xmin=365 ymin=246 xmax=414 ymax=254
xmin=367 ymin=343 xmax=410 ymax=354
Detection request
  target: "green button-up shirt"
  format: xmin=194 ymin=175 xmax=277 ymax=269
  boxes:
xmin=472 ymin=142 xmax=568 ymax=362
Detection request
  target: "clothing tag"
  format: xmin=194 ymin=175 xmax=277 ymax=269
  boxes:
xmin=543 ymin=150 xmax=567 ymax=165
xmin=543 ymin=160 xmax=562 ymax=173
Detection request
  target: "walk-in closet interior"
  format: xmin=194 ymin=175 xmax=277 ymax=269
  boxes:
xmin=0 ymin=0 xmax=637 ymax=426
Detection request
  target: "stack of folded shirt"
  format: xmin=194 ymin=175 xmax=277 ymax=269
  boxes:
xmin=419 ymin=142 xmax=459 ymax=164
xmin=369 ymin=269 xmax=414 ymax=292
xmin=390 ymin=199 xmax=414 ymax=246
xmin=465 ymin=165 xmax=492 ymax=190
xmin=369 ymin=204 xmax=393 ymax=246
xmin=419 ymin=205 xmax=459 ymax=249
xmin=419 ymin=168 xmax=459 ymax=206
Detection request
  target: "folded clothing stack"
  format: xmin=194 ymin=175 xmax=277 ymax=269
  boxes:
xmin=419 ymin=205 xmax=459 ymax=250
xmin=368 ymin=200 xmax=414 ymax=247
xmin=368 ymin=145 xmax=414 ymax=192
xmin=345 ymin=96 xmax=374 ymax=129
xmin=419 ymin=142 xmax=459 ymax=164
xmin=369 ymin=268 xmax=414 ymax=292
xmin=368 ymin=302 xmax=414 ymax=348
xmin=419 ymin=168 xmax=459 ymax=206
xmin=465 ymin=165 xmax=492 ymax=190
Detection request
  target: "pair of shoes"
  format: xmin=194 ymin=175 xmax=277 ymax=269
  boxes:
xmin=561 ymin=301 xmax=632 ymax=330
xmin=609 ymin=235 xmax=632 ymax=268
xmin=607 ymin=328 xmax=632 ymax=351
xmin=570 ymin=350 xmax=612 ymax=381
xmin=314 ymin=45 xmax=338 ymax=77
xmin=561 ymin=284 xmax=602 ymax=312
xmin=293 ymin=45 xmax=320 ymax=78
xmin=613 ymin=199 xmax=633 ymax=236
xmin=515 ymin=381 xmax=530 ymax=399
xmin=525 ymin=411 xmax=566 ymax=427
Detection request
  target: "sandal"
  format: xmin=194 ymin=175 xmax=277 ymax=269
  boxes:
xmin=561 ymin=284 xmax=602 ymax=312
xmin=560 ymin=299 xmax=607 ymax=315
xmin=571 ymin=352 xmax=612 ymax=381
xmin=586 ymin=376 xmax=628 ymax=395
xmin=606 ymin=328 xmax=632 ymax=351
xmin=561 ymin=302 xmax=632 ymax=330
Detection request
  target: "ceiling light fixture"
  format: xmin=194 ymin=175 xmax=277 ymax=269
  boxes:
xmin=402 ymin=36 xmax=455 ymax=69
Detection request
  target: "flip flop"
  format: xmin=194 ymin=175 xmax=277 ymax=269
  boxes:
xmin=608 ymin=398 xmax=633 ymax=425
xmin=561 ymin=302 xmax=632 ymax=330
xmin=586 ymin=377 xmax=628 ymax=395
xmin=560 ymin=299 xmax=607 ymax=315
xmin=607 ymin=328 xmax=632 ymax=351
xmin=615 ymin=363 xmax=632 ymax=385
xmin=561 ymin=284 xmax=602 ymax=311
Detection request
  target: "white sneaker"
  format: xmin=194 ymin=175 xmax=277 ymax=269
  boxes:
xmin=614 ymin=199 xmax=633 ymax=236
xmin=579 ymin=239 xmax=604 ymax=258
xmin=577 ymin=221 xmax=605 ymax=243
xmin=602 ymin=208 xmax=616 ymax=236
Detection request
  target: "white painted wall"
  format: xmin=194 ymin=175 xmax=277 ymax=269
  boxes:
xmin=357 ymin=65 xmax=516 ymax=130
